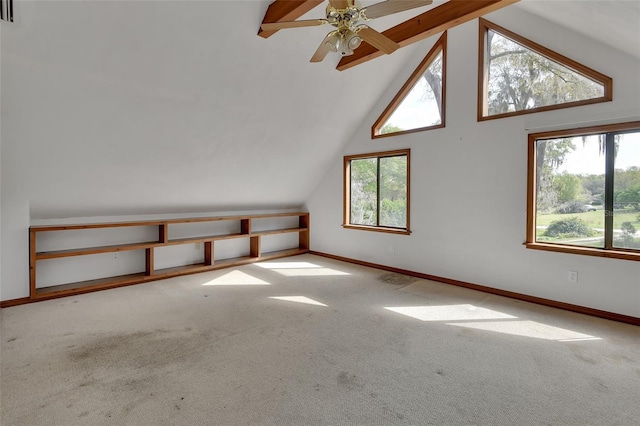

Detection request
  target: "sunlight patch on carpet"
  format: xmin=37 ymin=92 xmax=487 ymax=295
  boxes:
xmin=256 ymin=261 xmax=350 ymax=277
xmin=269 ymin=296 xmax=328 ymax=307
xmin=384 ymin=304 xmax=601 ymax=341
xmin=447 ymin=320 xmax=601 ymax=341
xmin=384 ymin=304 xmax=517 ymax=322
xmin=202 ymin=270 xmax=270 ymax=286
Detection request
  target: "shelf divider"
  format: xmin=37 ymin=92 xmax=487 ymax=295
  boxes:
xmin=146 ymin=248 xmax=154 ymax=276
xmin=241 ymin=218 xmax=251 ymax=235
xmin=29 ymin=229 xmax=37 ymax=300
xmin=159 ymin=223 xmax=168 ymax=243
xmin=204 ymin=241 xmax=214 ymax=266
xmin=299 ymin=213 xmax=310 ymax=250
xmin=250 ymin=236 xmax=261 ymax=258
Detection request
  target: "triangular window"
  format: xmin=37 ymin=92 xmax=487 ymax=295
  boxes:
xmin=372 ymin=32 xmax=446 ymax=138
xmin=479 ymin=19 xmax=612 ymax=120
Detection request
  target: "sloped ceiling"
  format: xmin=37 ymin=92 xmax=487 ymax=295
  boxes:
xmin=2 ymin=0 xmax=436 ymax=219
xmin=516 ymin=0 xmax=640 ymax=60
xmin=2 ymin=1 xmax=638 ymax=219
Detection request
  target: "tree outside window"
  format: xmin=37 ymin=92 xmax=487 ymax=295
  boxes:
xmin=344 ymin=150 xmax=410 ymax=234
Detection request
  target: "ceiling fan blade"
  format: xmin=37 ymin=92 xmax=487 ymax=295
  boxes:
xmin=329 ymin=0 xmax=351 ymax=9
xmin=310 ymin=33 xmax=335 ymax=63
xmin=363 ymin=0 xmax=433 ymax=19
xmin=261 ymin=19 xmax=328 ymax=31
xmin=357 ymin=26 xmax=400 ymax=54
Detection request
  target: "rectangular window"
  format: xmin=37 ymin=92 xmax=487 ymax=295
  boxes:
xmin=526 ymin=122 xmax=640 ymax=260
xmin=344 ymin=149 xmax=410 ymax=234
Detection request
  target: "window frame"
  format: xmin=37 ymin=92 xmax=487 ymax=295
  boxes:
xmin=526 ymin=121 xmax=640 ymax=261
xmin=478 ymin=18 xmax=613 ymax=122
xmin=343 ymin=149 xmax=411 ymax=235
xmin=372 ymin=32 xmax=447 ymax=139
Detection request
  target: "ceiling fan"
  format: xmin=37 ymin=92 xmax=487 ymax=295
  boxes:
xmin=261 ymin=0 xmax=433 ymax=62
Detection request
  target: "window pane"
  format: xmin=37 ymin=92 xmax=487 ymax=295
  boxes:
xmin=379 ymin=156 xmax=407 ymax=228
xmin=487 ymin=30 xmax=604 ymax=116
xmin=613 ymin=131 xmax=640 ymax=249
xmin=381 ymin=50 xmax=443 ymax=134
xmin=350 ymin=158 xmax=377 ymax=226
xmin=535 ymin=136 xmax=605 ymax=248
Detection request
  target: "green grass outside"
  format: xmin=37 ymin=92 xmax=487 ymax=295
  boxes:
xmin=536 ymin=207 xmax=640 ymax=247
xmin=535 ymin=229 xmax=603 ymax=244
xmin=536 ymin=208 xmax=640 ymax=229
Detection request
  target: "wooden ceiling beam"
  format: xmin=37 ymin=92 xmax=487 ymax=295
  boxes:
xmin=258 ymin=0 xmax=325 ymax=39
xmin=337 ymin=0 xmax=519 ymax=71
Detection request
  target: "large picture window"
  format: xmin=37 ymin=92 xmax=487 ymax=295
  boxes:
xmin=526 ymin=122 xmax=640 ymax=260
xmin=344 ymin=149 xmax=410 ymax=234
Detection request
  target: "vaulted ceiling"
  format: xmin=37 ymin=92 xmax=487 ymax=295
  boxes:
xmin=2 ymin=1 xmax=638 ymax=219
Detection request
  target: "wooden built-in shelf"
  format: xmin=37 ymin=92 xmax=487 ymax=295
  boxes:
xmin=36 ymin=241 xmax=161 ymax=260
xmin=30 ymin=212 xmax=310 ymax=300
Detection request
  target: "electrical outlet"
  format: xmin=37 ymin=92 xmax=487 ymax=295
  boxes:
xmin=195 ymin=242 xmax=201 ymax=250
xmin=567 ymin=270 xmax=578 ymax=283
xmin=389 ymin=245 xmax=395 ymax=253
xmin=113 ymin=252 xmax=118 ymax=260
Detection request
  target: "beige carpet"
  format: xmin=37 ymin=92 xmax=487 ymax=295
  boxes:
xmin=1 ymin=254 xmax=639 ymax=425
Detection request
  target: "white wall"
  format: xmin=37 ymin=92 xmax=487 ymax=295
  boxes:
xmin=306 ymin=9 xmax=640 ymax=317
xmin=0 ymin=1 xmax=421 ymax=301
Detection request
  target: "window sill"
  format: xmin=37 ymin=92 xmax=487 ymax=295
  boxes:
xmin=342 ymin=224 xmax=411 ymax=235
xmin=524 ymin=242 xmax=640 ymax=261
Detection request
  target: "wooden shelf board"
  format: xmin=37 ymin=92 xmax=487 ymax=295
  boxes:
xmin=258 ymin=248 xmax=309 ymax=260
xmin=161 ymin=212 xmax=309 ymax=225
xmin=211 ymin=249 xmax=307 ymax=268
xmin=166 ymin=233 xmax=247 ymax=245
xmin=214 ymin=256 xmax=254 ymax=268
xmin=30 ymin=212 xmax=309 ymax=232
xmin=153 ymin=263 xmax=214 ymax=277
xmin=31 ymin=221 xmax=165 ymax=232
xmin=36 ymin=241 xmax=159 ymax=260
xmin=35 ymin=272 xmax=148 ymax=296
xmin=251 ymin=227 xmax=308 ymax=236
xmin=245 ymin=212 xmax=308 ymax=220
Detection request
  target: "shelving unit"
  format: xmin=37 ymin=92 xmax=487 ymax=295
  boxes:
xmin=29 ymin=212 xmax=309 ymax=300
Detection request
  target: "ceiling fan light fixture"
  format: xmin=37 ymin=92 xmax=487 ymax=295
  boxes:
xmin=332 ymin=29 xmax=360 ymax=56
xmin=337 ymin=35 xmax=354 ymax=56
xmin=325 ymin=31 xmax=340 ymax=52
xmin=348 ymin=33 xmax=362 ymax=50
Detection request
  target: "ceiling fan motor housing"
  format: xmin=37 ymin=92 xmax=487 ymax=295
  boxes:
xmin=324 ymin=1 xmax=365 ymax=56
xmin=326 ymin=2 xmax=363 ymax=27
